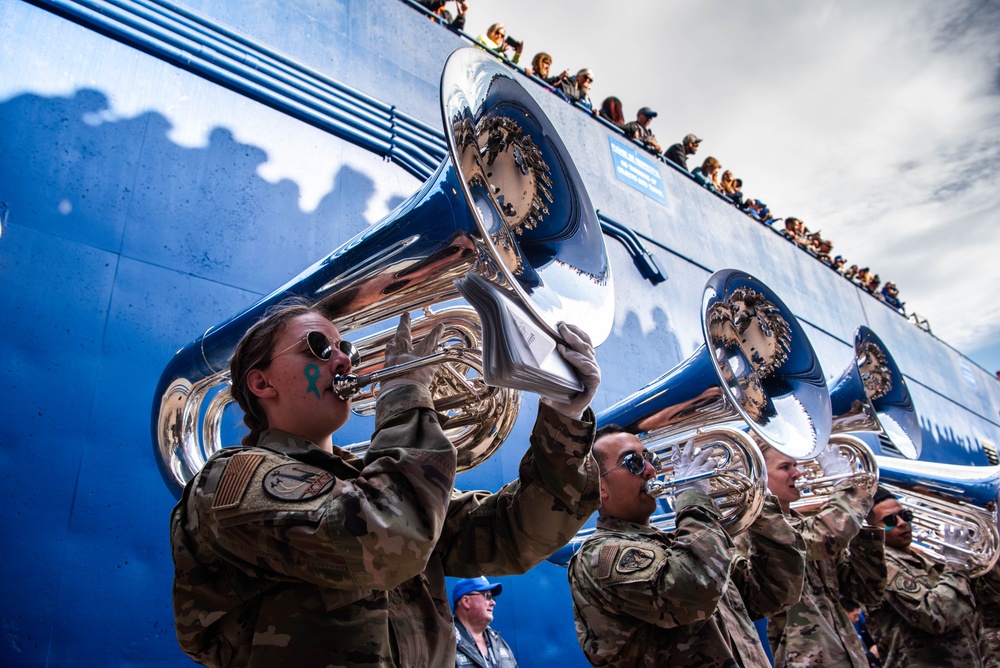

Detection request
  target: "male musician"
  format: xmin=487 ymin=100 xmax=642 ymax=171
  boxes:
xmin=760 ymin=443 xmax=886 ymax=667
xmin=171 ymin=306 xmax=602 ymax=667
xmin=567 ymin=426 xmax=805 ymax=666
xmin=864 ymin=486 xmax=983 ymax=668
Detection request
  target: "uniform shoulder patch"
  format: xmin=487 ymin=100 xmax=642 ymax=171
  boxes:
xmin=262 ymin=463 xmax=336 ymax=502
xmin=616 ymin=546 xmax=656 ymax=574
xmin=214 ymin=453 xmax=264 ymax=509
xmin=892 ymin=570 xmax=921 ymax=594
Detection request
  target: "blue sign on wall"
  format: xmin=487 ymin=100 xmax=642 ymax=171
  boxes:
xmin=608 ymin=136 xmax=667 ymax=204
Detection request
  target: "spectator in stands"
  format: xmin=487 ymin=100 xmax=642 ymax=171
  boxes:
xmin=782 ymin=217 xmax=801 ymax=241
xmin=477 ymin=23 xmax=523 ymax=65
xmin=528 ymin=52 xmax=569 ymax=88
xmin=623 ymin=107 xmax=661 ymax=154
xmin=746 ymin=198 xmax=774 ymax=225
xmin=692 ymin=157 xmax=722 ymax=193
xmin=844 ymin=264 xmax=859 ymax=281
xmin=720 ymin=170 xmax=737 ymax=198
xmin=881 ymin=282 xmax=904 ymax=313
xmin=560 ymin=69 xmax=595 ymax=111
xmin=867 ymin=274 xmax=882 ymax=296
xmin=832 ymin=255 xmax=847 ymax=273
xmin=814 ymin=237 xmax=834 ymax=265
xmin=730 ymin=177 xmax=745 ymax=207
xmin=664 ymin=133 xmax=701 ymax=171
xmin=419 ymin=0 xmax=468 ymax=31
xmin=854 ymin=267 xmax=872 ymax=288
xmin=598 ymin=96 xmax=626 ymax=129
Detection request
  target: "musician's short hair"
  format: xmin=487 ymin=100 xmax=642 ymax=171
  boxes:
xmin=872 ymin=485 xmax=897 ymax=507
xmin=593 ymin=424 xmax=630 ymax=468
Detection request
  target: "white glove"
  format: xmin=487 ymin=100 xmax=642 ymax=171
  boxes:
xmin=672 ymin=438 xmax=716 ymax=496
xmin=940 ymin=526 xmax=972 ymax=570
xmin=816 ymin=443 xmax=854 ymax=478
xmin=380 ymin=313 xmax=446 ymax=393
xmin=540 ymin=323 xmax=601 ymax=420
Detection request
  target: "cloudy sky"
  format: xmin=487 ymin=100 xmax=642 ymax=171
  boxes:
xmin=461 ymin=0 xmax=1000 ymax=374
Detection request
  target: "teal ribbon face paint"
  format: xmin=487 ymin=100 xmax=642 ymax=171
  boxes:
xmin=304 ymin=364 xmax=321 ymax=398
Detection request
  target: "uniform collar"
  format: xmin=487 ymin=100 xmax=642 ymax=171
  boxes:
xmin=256 ymin=429 xmax=364 ymax=473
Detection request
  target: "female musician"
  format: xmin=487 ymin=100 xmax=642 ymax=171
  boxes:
xmin=171 ymin=300 xmax=602 ymax=667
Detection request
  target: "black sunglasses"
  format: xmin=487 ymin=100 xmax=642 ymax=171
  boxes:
xmin=468 ymin=591 xmax=495 ymax=601
xmin=880 ymin=509 xmax=913 ymax=529
xmin=601 ymin=451 xmax=659 ymax=478
xmin=272 ymin=331 xmax=360 ymax=367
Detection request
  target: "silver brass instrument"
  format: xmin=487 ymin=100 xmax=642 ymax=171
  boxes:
xmin=794 ymin=326 xmax=920 ymax=504
xmin=877 ymin=456 xmax=1000 ymax=578
xmin=829 ymin=326 xmax=920 ymax=459
xmin=153 ymin=47 xmax=614 ymax=496
xmin=550 ymin=271 xmax=833 ymax=568
xmin=793 ymin=434 xmax=880 ymax=511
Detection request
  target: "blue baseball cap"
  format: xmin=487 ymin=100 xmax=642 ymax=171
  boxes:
xmin=451 ymin=576 xmax=502 ymax=608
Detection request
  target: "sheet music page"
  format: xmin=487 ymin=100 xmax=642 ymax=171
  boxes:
xmin=455 ymin=272 xmax=583 ymax=400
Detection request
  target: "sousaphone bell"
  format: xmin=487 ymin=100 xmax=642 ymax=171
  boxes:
xmin=152 ymin=47 xmax=614 ymax=496
xmin=549 ymin=270 xmax=832 ymax=565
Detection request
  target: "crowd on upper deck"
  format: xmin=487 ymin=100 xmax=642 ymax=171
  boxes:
xmin=413 ymin=0 xmax=908 ymax=317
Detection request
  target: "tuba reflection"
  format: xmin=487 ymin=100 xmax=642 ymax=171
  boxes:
xmin=877 ymin=456 xmax=1000 ymax=578
xmin=152 ymin=47 xmax=614 ymax=496
xmin=548 ymin=270 xmax=832 ymax=565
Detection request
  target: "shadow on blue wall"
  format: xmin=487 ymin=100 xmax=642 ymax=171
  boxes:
xmin=0 ymin=87 xmax=408 ymax=666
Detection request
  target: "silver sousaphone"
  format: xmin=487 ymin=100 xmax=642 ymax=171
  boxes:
xmin=549 ymin=270 xmax=832 ymax=566
xmin=877 ymin=457 xmax=1000 ymax=578
xmin=152 ymin=47 xmax=614 ymax=496
xmin=794 ymin=326 xmax=921 ymax=506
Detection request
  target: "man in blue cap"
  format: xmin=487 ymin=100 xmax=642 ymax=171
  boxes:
xmin=452 ymin=576 xmax=518 ymax=667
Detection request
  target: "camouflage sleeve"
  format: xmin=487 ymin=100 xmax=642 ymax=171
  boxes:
xmin=792 ymin=484 xmax=872 ymax=562
xmin=199 ymin=384 xmax=457 ymax=590
xmin=731 ymin=494 xmax=806 ymax=619
xmin=572 ymin=491 xmax=736 ymax=628
xmin=976 ymin=561 xmax=1000 ymax=605
xmin=836 ymin=527 xmax=886 ymax=606
xmin=884 ymin=555 xmax=977 ymax=634
xmin=437 ymin=402 xmax=601 ymax=574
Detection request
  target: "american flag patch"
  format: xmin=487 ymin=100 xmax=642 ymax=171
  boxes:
xmin=598 ymin=544 xmax=617 ymax=579
xmin=213 ymin=453 xmax=264 ymax=509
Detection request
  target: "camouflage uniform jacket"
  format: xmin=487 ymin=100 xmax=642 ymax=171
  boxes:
xmin=568 ymin=492 xmax=804 ymax=667
xmin=171 ymin=384 xmax=600 ymax=667
xmin=767 ymin=485 xmax=886 ymax=668
xmin=866 ymin=544 xmax=982 ymax=668
xmin=975 ymin=562 xmax=1000 ymax=668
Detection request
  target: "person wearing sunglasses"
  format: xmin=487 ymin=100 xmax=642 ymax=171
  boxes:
xmin=558 ymin=68 xmax=596 ymax=112
xmin=757 ymin=442 xmax=886 ymax=668
xmin=172 ymin=299 xmax=602 ymax=668
xmin=567 ymin=425 xmax=805 ymax=667
xmin=863 ymin=486 xmax=983 ymax=668
xmin=452 ymin=576 xmax=518 ymax=668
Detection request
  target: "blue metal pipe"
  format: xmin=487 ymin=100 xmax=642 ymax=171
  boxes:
xmin=34 ymin=0 xmax=442 ymax=178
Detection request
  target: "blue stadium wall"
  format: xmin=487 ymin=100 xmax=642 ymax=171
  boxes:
xmin=1 ymin=0 xmax=998 ymax=665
